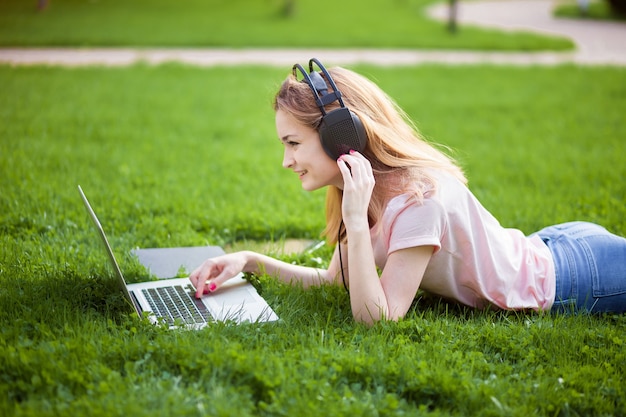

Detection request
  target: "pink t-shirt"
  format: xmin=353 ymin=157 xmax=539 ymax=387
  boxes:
xmin=370 ymin=172 xmax=556 ymax=311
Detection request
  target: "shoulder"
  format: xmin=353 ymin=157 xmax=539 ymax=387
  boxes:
xmin=382 ymin=192 xmax=447 ymax=235
xmin=377 ymin=183 xmax=448 ymax=255
xmin=383 ymin=169 xmax=463 ymax=225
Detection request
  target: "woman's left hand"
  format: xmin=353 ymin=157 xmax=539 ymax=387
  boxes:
xmin=337 ymin=150 xmax=375 ymax=228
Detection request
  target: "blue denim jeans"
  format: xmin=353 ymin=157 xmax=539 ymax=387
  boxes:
xmin=533 ymin=222 xmax=626 ymax=314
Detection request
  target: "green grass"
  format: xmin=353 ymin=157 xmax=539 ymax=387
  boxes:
xmin=1 ymin=63 xmax=626 ymax=416
xmin=0 ymin=0 xmax=575 ymax=51
xmin=554 ymin=0 xmax=626 ymax=21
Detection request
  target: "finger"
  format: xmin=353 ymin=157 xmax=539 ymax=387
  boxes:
xmin=345 ymin=153 xmax=374 ymax=182
xmin=349 ymin=152 xmax=372 ymax=171
xmin=341 ymin=152 xmax=367 ymax=170
xmin=192 ymin=261 xmax=218 ymax=298
xmin=338 ymin=155 xmax=369 ymax=187
xmin=188 ymin=265 xmax=202 ymax=287
xmin=205 ymin=267 xmax=239 ymax=293
xmin=337 ymin=157 xmax=354 ymax=183
xmin=347 ymin=149 xmax=367 ymax=162
xmin=195 ymin=274 xmax=209 ymax=299
xmin=189 ymin=263 xmax=205 ymax=288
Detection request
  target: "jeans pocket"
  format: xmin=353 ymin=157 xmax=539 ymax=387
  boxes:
xmin=582 ymin=235 xmax=626 ymax=298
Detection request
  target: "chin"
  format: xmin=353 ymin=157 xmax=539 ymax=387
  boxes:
xmin=300 ymin=179 xmax=325 ymax=192
xmin=301 ymin=183 xmax=320 ymax=192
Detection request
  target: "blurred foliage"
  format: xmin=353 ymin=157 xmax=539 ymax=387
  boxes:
xmin=0 ymin=0 xmax=574 ymax=50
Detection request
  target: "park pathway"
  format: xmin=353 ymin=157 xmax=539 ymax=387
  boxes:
xmin=0 ymin=0 xmax=624 ymax=66
xmin=427 ymin=0 xmax=626 ymax=65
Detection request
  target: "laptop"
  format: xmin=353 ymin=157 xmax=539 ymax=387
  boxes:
xmin=78 ymin=185 xmax=279 ymax=328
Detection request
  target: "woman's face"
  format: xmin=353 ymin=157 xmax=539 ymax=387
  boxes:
xmin=276 ymin=109 xmax=343 ymax=191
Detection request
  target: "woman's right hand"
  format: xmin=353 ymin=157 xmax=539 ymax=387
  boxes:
xmin=188 ymin=252 xmax=250 ymax=299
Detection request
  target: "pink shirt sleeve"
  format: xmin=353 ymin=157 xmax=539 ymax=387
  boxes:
xmin=371 ymin=193 xmax=445 ymax=270
xmin=386 ymin=195 xmax=445 ymax=255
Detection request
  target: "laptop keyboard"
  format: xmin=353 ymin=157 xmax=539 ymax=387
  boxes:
xmin=142 ymin=285 xmax=213 ymax=325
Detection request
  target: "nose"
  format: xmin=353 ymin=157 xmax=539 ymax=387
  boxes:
xmin=282 ymin=147 xmax=294 ymax=169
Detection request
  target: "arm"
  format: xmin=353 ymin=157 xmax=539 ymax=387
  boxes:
xmin=345 ymin=227 xmax=433 ymax=324
xmin=189 ymin=250 xmax=337 ymax=298
xmin=338 ymin=151 xmax=433 ymax=325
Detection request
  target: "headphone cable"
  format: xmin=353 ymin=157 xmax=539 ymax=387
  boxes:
xmin=338 ymin=220 xmax=349 ymax=294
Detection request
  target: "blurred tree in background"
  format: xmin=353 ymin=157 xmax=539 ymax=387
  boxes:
xmin=606 ymin=0 xmax=626 ymax=14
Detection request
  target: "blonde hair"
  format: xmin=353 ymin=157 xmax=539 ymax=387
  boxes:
xmin=274 ymin=66 xmax=466 ymax=244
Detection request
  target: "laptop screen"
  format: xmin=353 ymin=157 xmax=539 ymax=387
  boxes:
xmin=78 ymin=185 xmax=140 ymax=315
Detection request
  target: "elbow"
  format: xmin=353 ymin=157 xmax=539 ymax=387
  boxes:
xmin=352 ymin=294 xmax=409 ymax=325
xmin=352 ymin=304 xmax=395 ymax=326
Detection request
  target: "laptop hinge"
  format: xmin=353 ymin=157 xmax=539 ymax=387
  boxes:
xmin=129 ymin=291 xmax=144 ymax=316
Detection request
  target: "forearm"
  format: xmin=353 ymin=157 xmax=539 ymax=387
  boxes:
xmin=346 ymin=226 xmax=389 ymax=325
xmin=241 ymin=251 xmax=332 ymax=288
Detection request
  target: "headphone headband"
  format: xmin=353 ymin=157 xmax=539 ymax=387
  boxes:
xmin=290 ymin=58 xmax=368 ymax=160
xmin=292 ymin=59 xmax=345 ymax=115
xmin=308 ymin=58 xmax=346 ymax=108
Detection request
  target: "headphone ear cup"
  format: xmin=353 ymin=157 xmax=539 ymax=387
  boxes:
xmin=319 ymin=108 xmax=368 ymax=160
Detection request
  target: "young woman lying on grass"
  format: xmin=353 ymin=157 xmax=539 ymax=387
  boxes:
xmin=190 ymin=59 xmax=626 ymax=325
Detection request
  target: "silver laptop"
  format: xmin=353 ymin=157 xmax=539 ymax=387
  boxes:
xmin=78 ymin=185 xmax=279 ymax=328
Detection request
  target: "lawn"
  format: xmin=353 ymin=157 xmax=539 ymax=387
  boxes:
xmin=0 ymin=0 xmax=575 ymax=51
xmin=1 ymin=63 xmax=625 ymax=416
xmin=554 ymin=0 xmax=626 ymax=21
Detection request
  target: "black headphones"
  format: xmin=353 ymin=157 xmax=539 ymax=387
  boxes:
xmin=292 ymin=58 xmax=368 ymax=161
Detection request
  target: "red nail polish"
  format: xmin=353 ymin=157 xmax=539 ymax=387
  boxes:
xmin=203 ymin=288 xmax=210 ymax=294
xmin=209 ymin=283 xmax=217 ymax=292
xmin=349 ymin=149 xmax=355 ymax=154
